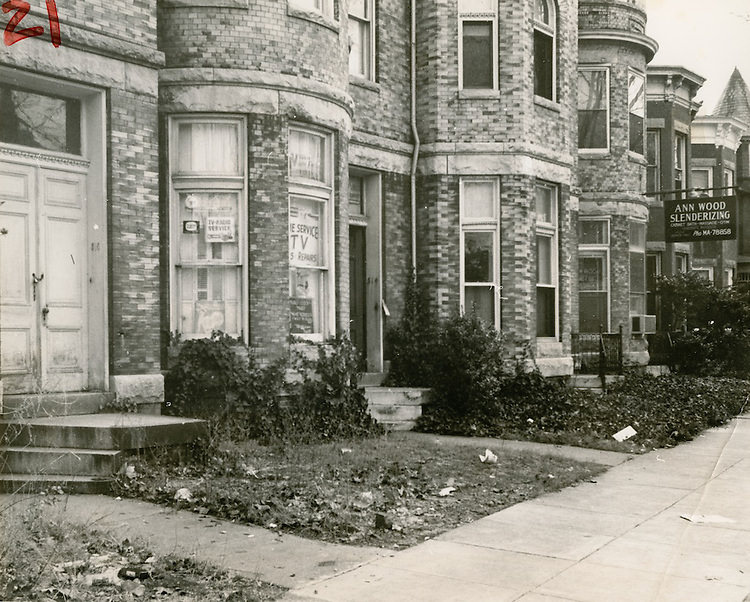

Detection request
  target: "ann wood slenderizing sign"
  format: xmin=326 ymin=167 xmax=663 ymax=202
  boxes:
xmin=664 ymin=195 xmax=737 ymax=242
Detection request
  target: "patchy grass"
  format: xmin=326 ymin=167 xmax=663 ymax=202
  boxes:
xmin=0 ymin=496 xmax=285 ymax=601
xmin=115 ymin=434 xmax=605 ymax=549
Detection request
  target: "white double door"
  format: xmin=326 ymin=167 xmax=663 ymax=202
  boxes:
xmin=1 ymin=159 xmax=90 ymax=394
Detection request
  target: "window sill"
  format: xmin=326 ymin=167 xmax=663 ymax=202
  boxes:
xmin=627 ymin=150 xmax=647 ymax=165
xmin=349 ymin=75 xmax=380 ymax=93
xmin=533 ymin=95 xmax=560 ymax=112
xmin=578 ymin=149 xmax=610 ymax=159
xmin=458 ymin=89 xmax=500 ymax=100
xmin=287 ymin=5 xmax=339 ymax=33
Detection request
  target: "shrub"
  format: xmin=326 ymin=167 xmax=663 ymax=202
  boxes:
xmin=386 ymin=272 xmax=439 ymax=387
xmin=657 ymin=274 xmax=750 ymax=377
xmin=164 ymin=332 xmax=382 ymax=445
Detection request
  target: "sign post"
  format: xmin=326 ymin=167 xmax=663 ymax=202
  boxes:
xmin=664 ymin=195 xmax=736 ymax=242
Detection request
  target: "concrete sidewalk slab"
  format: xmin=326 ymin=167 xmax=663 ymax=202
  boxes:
xmin=287 ymin=419 xmax=750 ymax=601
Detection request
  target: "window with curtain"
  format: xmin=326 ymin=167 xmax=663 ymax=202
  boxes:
xmin=349 ymin=0 xmax=374 ymax=79
xmin=533 ymin=0 xmax=556 ymax=101
xmin=674 ymin=132 xmax=687 ymax=198
xmin=460 ymin=179 xmax=499 ymax=327
xmin=628 ymin=70 xmax=645 ymax=154
xmin=536 ymin=183 xmax=558 ymax=337
xmin=170 ymin=118 xmax=245 ymax=338
xmin=578 ymin=68 xmax=609 ymax=150
xmin=288 ymin=127 xmax=333 ymax=339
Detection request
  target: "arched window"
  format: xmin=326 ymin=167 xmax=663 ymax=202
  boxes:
xmin=533 ymin=0 xmax=556 ymax=101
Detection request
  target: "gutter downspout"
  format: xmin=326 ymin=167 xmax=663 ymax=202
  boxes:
xmin=410 ymin=0 xmax=419 ymax=274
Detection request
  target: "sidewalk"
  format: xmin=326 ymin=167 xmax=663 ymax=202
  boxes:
xmin=2 ymin=420 xmax=749 ymax=601
xmin=286 ymin=417 xmax=750 ymax=601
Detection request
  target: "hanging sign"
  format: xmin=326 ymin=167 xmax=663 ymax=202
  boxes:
xmin=205 ymin=216 xmax=235 ymax=243
xmin=664 ymin=195 xmax=736 ymax=242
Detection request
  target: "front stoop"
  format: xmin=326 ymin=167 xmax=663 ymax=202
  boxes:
xmin=569 ymin=374 xmax=624 ymax=393
xmin=0 ymin=413 xmax=206 ymax=494
xmin=364 ymin=387 xmax=431 ymax=431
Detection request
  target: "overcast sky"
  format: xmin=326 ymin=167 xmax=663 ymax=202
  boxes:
xmin=643 ymin=0 xmax=750 ymax=115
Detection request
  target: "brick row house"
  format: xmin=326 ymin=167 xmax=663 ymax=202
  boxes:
xmin=0 ymin=0 xmax=742 ymax=411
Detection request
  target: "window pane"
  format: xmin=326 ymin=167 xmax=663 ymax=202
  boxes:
xmin=578 ymin=70 xmax=608 ymax=149
xmin=464 ymin=232 xmax=493 ymax=282
xmin=178 ymin=123 xmax=239 ymax=174
xmin=463 ymin=181 xmax=495 ymax=218
xmin=579 ymin=292 xmax=608 ymax=333
xmin=536 ymin=286 xmax=555 ymax=337
xmin=462 ymin=21 xmax=493 ymax=89
xmin=0 ymin=85 xmax=81 ymax=154
xmin=289 ymin=197 xmax=324 ymax=267
xmin=579 ymin=256 xmax=606 ymax=291
xmin=349 ymin=175 xmax=364 ymax=214
xmin=179 ymin=267 xmax=240 ymax=335
xmin=629 ymin=113 xmax=644 ymax=154
xmin=534 ymin=0 xmax=550 ymax=24
xmin=178 ymin=192 xmax=240 ymax=263
xmin=290 ymin=268 xmax=324 ymax=334
xmin=629 ymin=221 xmax=646 ymax=250
xmin=348 ymin=17 xmax=370 ymax=77
xmin=349 ymin=0 xmax=367 ymax=18
xmin=535 ymin=185 xmax=554 ymax=223
xmin=630 ymin=252 xmax=645 ymax=293
xmin=692 ymin=169 xmax=709 ymax=190
xmin=289 ymin=129 xmax=327 ymax=183
xmin=536 ymin=235 xmax=552 ymax=285
xmin=579 ymin=220 xmax=607 ymax=245
xmin=534 ymin=31 xmax=553 ymax=100
xmin=465 ymin=286 xmax=494 ymax=324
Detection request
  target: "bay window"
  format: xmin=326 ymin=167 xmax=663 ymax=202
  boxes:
xmin=460 ymin=179 xmax=500 ymax=327
xmin=288 ymin=127 xmax=334 ymax=339
xmin=536 ymin=183 xmax=558 ymax=338
xmin=170 ymin=118 xmax=246 ymax=339
xmin=578 ymin=67 xmax=609 ymax=150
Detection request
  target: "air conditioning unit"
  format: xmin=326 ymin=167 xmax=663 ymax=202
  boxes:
xmin=631 ymin=314 xmax=657 ymax=334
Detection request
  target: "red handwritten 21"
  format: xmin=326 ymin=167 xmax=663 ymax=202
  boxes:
xmin=3 ymin=0 xmax=60 ymax=47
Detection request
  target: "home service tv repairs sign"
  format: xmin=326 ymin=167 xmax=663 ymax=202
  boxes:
xmin=664 ymin=195 xmax=736 ymax=242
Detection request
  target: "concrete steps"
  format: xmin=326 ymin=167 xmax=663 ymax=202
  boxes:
xmin=570 ymin=374 xmax=624 ymax=393
xmin=364 ymin=387 xmax=431 ymax=431
xmin=0 ymin=413 xmax=206 ymax=494
xmin=1 ymin=392 xmax=116 ymax=419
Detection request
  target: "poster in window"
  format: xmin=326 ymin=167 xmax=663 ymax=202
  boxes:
xmin=205 ymin=216 xmax=235 ymax=243
xmin=289 ymin=201 xmax=321 ymax=266
xmin=290 ymin=297 xmax=314 ymax=334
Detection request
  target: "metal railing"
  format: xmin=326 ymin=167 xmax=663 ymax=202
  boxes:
xmin=571 ymin=326 xmax=623 ymax=376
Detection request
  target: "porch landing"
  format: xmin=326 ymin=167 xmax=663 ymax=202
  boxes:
xmin=0 ymin=413 xmax=206 ymax=494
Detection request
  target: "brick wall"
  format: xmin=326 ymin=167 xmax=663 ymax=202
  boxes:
xmin=158 ymin=1 xmax=348 ymax=90
xmin=349 ymin=0 xmax=411 ymax=142
xmin=578 ymin=0 xmax=647 ymax=34
xmin=108 ymin=89 xmax=161 ymax=374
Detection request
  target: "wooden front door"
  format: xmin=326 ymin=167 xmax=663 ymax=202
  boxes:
xmin=0 ymin=160 xmax=89 ymax=393
xmin=349 ymin=225 xmax=367 ymax=363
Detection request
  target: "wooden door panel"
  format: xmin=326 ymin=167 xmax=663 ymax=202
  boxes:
xmin=40 ymin=169 xmax=87 ymax=391
xmin=0 ymin=162 xmax=38 ymax=393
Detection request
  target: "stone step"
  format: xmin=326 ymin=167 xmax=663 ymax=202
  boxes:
xmin=363 ymin=387 xmax=431 ymax=406
xmin=0 ymin=473 xmax=112 ymax=495
xmin=358 ymin=372 xmax=387 ymax=387
xmin=364 ymin=387 xmax=430 ymax=431
xmin=0 ymin=446 xmax=123 ymax=476
xmin=0 ymin=413 xmax=206 ymax=450
xmin=1 ymin=392 xmax=116 ymax=419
